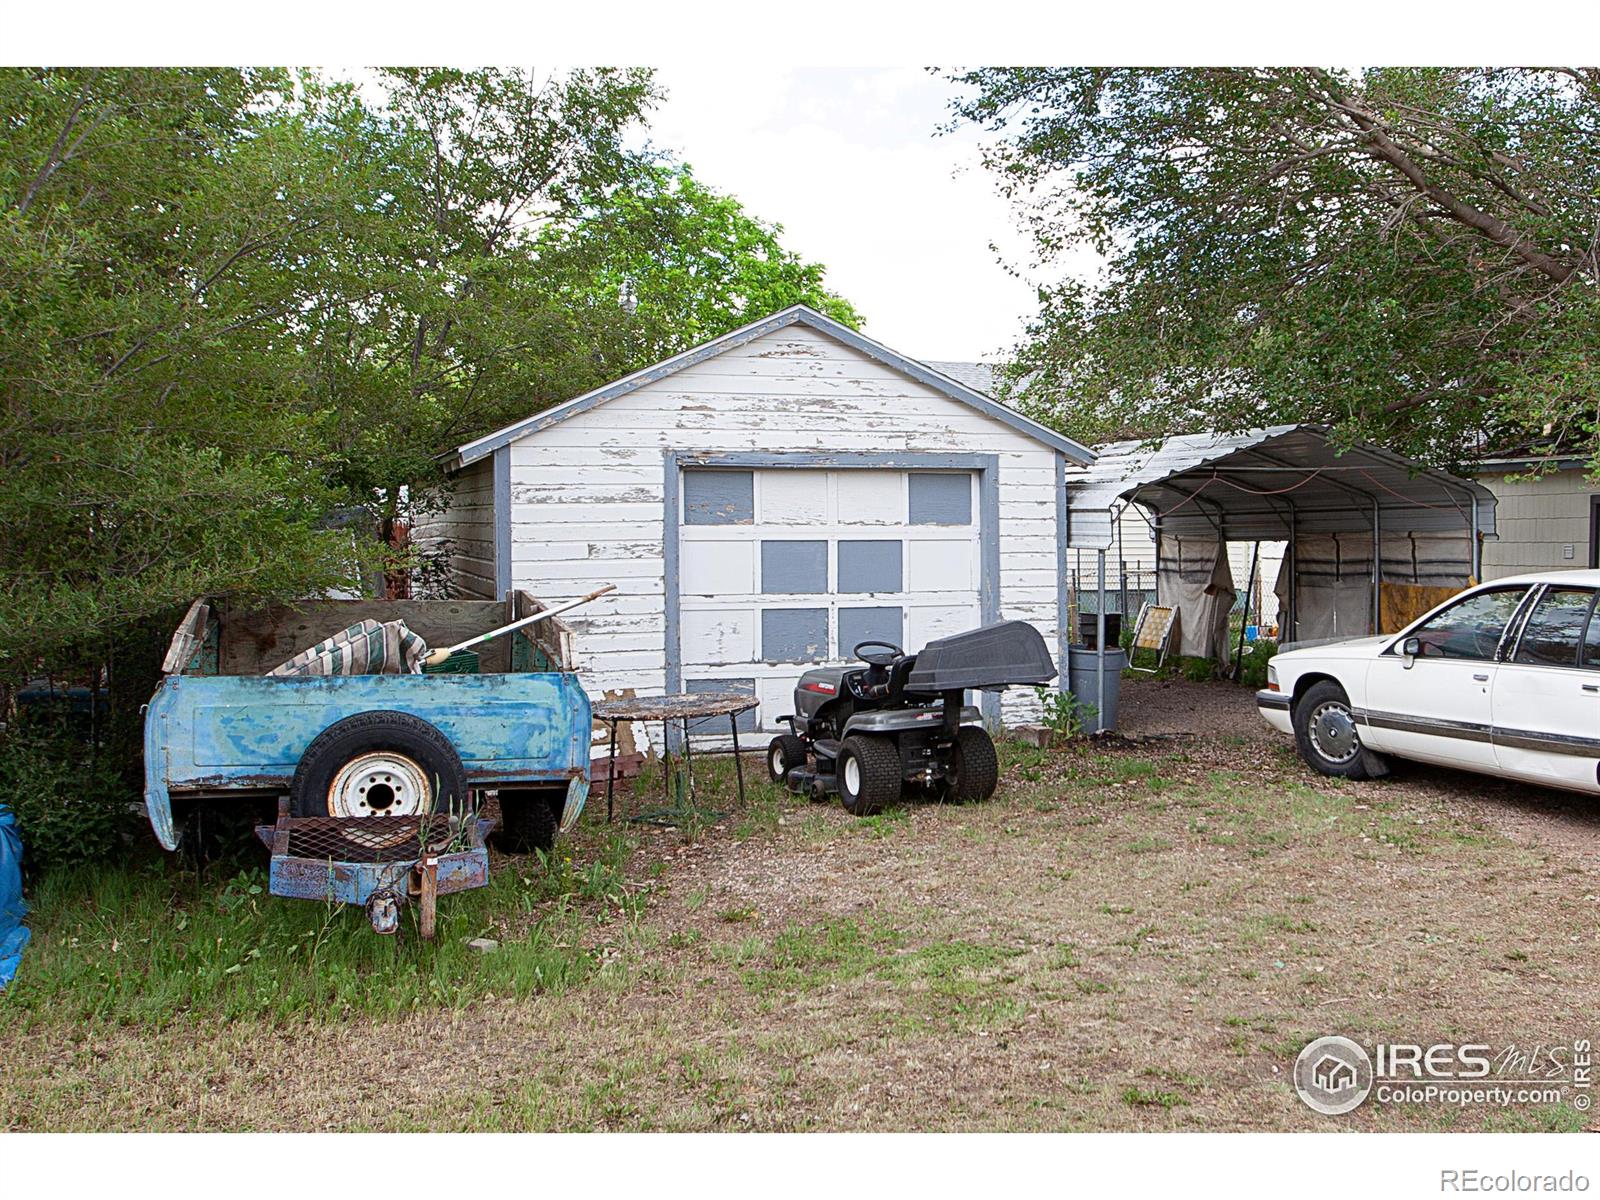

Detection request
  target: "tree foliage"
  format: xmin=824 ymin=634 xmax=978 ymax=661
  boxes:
xmin=533 ymin=162 xmax=862 ymax=371
xmin=1 ymin=66 xmax=862 ymax=684
xmin=0 ymin=68 xmax=363 ymax=667
xmin=948 ymin=68 xmax=1600 ymax=468
xmin=298 ymin=68 xmax=663 ymax=531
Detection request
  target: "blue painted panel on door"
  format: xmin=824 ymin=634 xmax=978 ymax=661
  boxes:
xmin=837 ymin=607 xmax=903 ymax=656
xmin=762 ymin=608 xmax=829 ymax=663
xmin=684 ymin=470 xmax=754 ymax=525
xmin=909 ymin=473 xmax=971 ymax=525
xmin=761 ymin=540 xmax=827 ymax=593
xmin=686 ymin=677 xmax=758 ymax=733
xmin=837 ymin=540 xmax=903 ymax=593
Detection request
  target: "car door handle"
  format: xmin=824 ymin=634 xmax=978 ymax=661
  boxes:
xmin=1583 ymin=683 xmax=1599 ymax=694
xmin=1473 ymin=673 xmax=1489 ymax=682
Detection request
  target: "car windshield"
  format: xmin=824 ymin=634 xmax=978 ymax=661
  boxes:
xmin=1409 ymin=587 xmax=1529 ymax=661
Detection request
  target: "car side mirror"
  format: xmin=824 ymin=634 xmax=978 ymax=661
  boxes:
xmin=1401 ymin=636 xmax=1421 ymax=668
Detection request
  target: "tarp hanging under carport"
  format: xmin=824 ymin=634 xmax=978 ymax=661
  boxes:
xmin=1065 ymin=424 xmax=1498 ymax=646
xmin=1157 ymin=537 xmax=1235 ymax=665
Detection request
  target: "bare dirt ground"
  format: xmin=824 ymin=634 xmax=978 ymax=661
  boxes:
xmin=3 ymin=678 xmax=1597 ymax=1132
xmin=1123 ymin=677 xmax=1600 ymax=869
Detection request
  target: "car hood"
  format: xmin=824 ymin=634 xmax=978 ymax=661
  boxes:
xmin=1278 ymin=635 xmax=1390 ymax=660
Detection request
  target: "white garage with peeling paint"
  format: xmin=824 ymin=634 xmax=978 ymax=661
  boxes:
xmin=417 ymin=305 xmax=1093 ymax=740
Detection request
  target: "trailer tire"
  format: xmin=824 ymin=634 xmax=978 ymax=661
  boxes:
xmin=496 ymin=787 xmax=562 ymax=854
xmin=945 ymin=726 xmax=1000 ymax=803
xmin=838 ymin=735 xmax=902 ymax=816
xmin=767 ymin=734 xmax=808 ymax=783
xmin=290 ymin=710 xmax=466 ymax=820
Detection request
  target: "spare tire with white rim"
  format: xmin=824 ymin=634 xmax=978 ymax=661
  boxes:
xmin=290 ymin=711 xmax=468 ymax=827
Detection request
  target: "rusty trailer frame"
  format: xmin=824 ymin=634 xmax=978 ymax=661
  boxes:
xmin=145 ymin=593 xmax=593 ymax=935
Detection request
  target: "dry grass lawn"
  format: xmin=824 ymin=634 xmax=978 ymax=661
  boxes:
xmin=2 ymin=679 xmax=1596 ymax=1131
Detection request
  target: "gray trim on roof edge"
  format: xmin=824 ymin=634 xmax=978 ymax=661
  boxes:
xmin=1476 ymin=456 xmax=1588 ymax=473
xmin=1055 ymin=451 xmax=1069 ymax=688
xmin=447 ymin=305 xmax=1094 ymax=470
xmin=493 ymin=445 xmax=512 ymax=600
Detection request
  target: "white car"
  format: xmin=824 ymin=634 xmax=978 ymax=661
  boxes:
xmin=1257 ymin=570 xmax=1600 ymax=794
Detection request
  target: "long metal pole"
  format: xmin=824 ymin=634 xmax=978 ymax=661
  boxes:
xmin=1233 ymin=541 xmax=1259 ymax=680
xmin=1286 ymin=502 xmax=1297 ymax=644
xmin=1096 ymin=547 xmax=1107 ymax=734
xmin=1469 ymin=492 xmax=1481 ymax=581
xmin=1372 ymin=500 xmax=1382 ymax=635
xmin=1153 ymin=515 xmax=1163 ymax=606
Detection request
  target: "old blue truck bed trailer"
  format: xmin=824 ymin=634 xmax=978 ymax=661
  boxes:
xmin=144 ymin=594 xmax=592 ymax=935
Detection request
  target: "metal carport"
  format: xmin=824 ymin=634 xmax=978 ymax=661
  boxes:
xmin=1062 ymin=425 xmax=1498 ymax=724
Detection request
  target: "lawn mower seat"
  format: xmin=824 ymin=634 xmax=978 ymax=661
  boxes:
xmin=884 ymin=653 xmax=918 ymax=701
xmin=859 ymin=654 xmax=920 ymax=702
xmin=857 ymin=663 xmax=890 ymax=698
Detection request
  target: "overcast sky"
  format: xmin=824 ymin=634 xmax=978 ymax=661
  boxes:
xmin=642 ymin=66 xmax=1094 ymax=363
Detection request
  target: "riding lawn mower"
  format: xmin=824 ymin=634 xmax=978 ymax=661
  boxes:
xmin=765 ymin=620 xmax=1058 ymax=815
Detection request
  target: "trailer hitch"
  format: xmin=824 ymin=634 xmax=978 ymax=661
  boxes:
xmin=365 ymin=890 xmax=401 ymax=936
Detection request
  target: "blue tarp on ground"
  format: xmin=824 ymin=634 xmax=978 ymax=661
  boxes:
xmin=0 ymin=805 xmax=28 ymax=988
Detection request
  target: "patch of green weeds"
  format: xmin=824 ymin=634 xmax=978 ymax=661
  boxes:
xmin=1122 ymin=1085 xmax=1188 ymax=1108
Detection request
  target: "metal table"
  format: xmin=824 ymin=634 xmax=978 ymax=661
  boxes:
xmin=593 ymin=691 xmax=758 ymax=823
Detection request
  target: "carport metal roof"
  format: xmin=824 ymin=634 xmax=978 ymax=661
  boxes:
xmin=1066 ymin=424 xmax=1497 ymax=552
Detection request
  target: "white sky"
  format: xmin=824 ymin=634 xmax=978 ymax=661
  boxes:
xmin=641 ymin=66 xmax=1086 ymax=363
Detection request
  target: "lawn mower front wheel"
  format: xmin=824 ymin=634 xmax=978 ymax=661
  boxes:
xmin=838 ymin=734 xmax=902 ymax=816
xmin=767 ymin=734 xmax=808 ymax=783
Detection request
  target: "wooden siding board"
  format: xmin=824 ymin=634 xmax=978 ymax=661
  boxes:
xmin=479 ymin=323 xmax=1065 ymax=731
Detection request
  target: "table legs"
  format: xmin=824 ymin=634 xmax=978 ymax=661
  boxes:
xmin=730 ymin=712 xmax=746 ymax=806
xmin=605 ymin=719 xmax=619 ymax=823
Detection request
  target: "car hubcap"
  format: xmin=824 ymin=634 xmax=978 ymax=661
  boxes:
xmin=1309 ymin=702 xmax=1359 ymax=765
xmin=329 ymin=752 xmax=431 ymax=818
xmin=844 ymin=756 xmax=861 ymax=795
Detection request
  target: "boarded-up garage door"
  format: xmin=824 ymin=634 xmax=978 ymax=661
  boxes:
xmin=678 ymin=467 xmax=981 ymax=731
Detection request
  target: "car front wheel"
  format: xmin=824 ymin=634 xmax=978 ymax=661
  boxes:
xmin=1292 ymin=680 xmax=1375 ymax=780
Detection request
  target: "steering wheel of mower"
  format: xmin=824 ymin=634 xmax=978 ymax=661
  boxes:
xmin=853 ymin=640 xmax=903 ymax=667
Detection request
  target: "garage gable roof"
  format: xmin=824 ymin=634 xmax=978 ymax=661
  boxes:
xmin=447 ymin=305 xmax=1095 ymax=469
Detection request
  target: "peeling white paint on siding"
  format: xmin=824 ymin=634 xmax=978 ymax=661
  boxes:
xmin=429 ymin=323 xmax=1065 ymax=737
xmin=412 ymin=456 xmax=495 ymax=599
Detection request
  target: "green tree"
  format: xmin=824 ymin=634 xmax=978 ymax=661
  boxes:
xmin=948 ymin=68 xmax=1600 ymax=468
xmin=292 ymin=68 xmax=662 ymax=571
xmin=0 ymin=68 xmax=366 ymax=672
xmin=532 ymin=162 xmax=863 ymax=372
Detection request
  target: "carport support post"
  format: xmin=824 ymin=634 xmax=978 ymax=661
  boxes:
xmin=1372 ymin=500 xmax=1382 ymax=635
xmin=1286 ymin=503 xmax=1297 ymax=644
xmin=1469 ymin=493 xmax=1481 ymax=581
xmin=1096 ymin=547 xmax=1107 ymax=734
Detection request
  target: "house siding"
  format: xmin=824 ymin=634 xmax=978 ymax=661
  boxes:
xmin=412 ymin=456 xmax=497 ymax=600
xmin=1479 ymin=467 xmax=1600 ymax=579
xmin=489 ymin=323 xmax=1062 ymax=733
